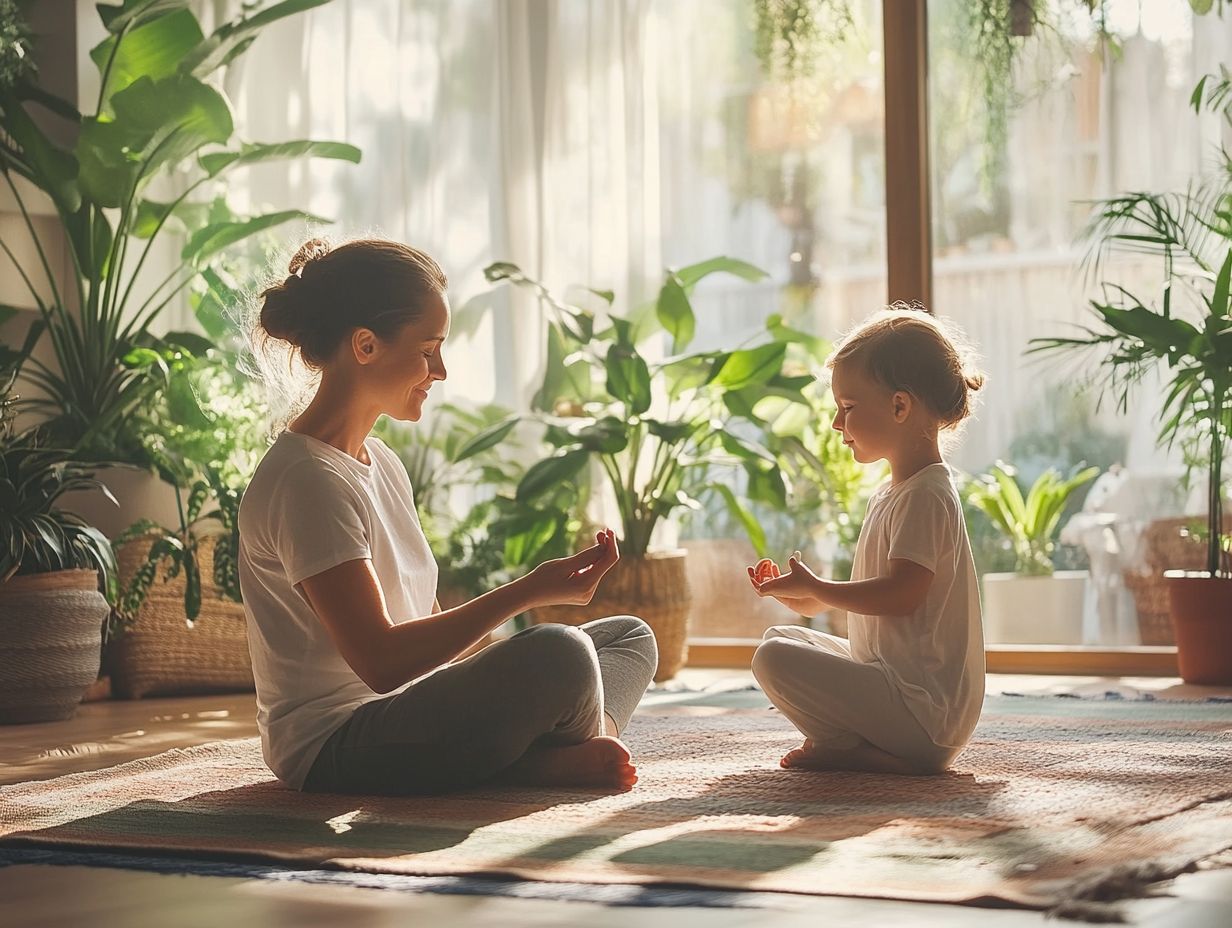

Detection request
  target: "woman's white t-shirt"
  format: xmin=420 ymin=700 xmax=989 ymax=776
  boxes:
xmin=848 ymin=463 xmax=985 ymax=749
xmin=238 ymin=430 xmax=438 ymax=788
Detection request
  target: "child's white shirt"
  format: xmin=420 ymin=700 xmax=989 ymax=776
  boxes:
xmin=238 ymin=430 xmax=438 ymax=788
xmin=847 ymin=462 xmax=985 ymax=749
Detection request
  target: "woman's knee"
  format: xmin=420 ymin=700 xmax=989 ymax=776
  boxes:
xmin=513 ymin=623 xmax=600 ymax=686
xmin=601 ymin=614 xmax=657 ymax=656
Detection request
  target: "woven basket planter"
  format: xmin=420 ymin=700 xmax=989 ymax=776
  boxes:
xmin=529 ymin=550 xmax=689 ymax=682
xmin=109 ymin=534 xmax=253 ymax=699
xmin=1123 ymin=517 xmax=1213 ymax=646
xmin=0 ymin=569 xmax=108 ymax=724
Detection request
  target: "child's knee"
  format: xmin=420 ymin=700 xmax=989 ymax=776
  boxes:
xmin=751 ymin=636 xmax=794 ymax=687
xmin=761 ymin=624 xmax=797 ymax=643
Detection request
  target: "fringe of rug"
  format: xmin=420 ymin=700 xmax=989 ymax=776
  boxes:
xmin=1048 ymin=860 xmax=1199 ymax=923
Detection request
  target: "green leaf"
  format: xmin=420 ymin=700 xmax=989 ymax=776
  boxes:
xmin=570 ymin=416 xmax=629 ymax=454
xmin=645 ymin=418 xmax=694 ymax=445
xmin=532 ymin=322 xmax=570 ymax=413
xmin=516 ymin=449 xmax=588 ymax=503
xmin=0 ymin=92 xmax=81 ymax=213
xmin=1092 ymin=303 xmax=1201 ymax=354
xmin=455 ymin=416 xmax=518 ymax=463
xmin=184 ymin=0 xmax=335 ymax=76
xmin=604 ymin=344 xmax=652 ymax=415
xmin=91 ymin=7 xmax=204 ymax=106
xmin=674 ymin=256 xmax=768 ymax=288
xmin=766 ymin=313 xmax=829 ymax=361
xmin=132 ymin=199 xmax=177 ymax=238
xmin=77 ymin=74 xmax=233 ymax=207
xmin=485 ymin=261 xmax=528 ymax=284
xmin=661 ymin=353 xmax=716 ymax=399
xmin=97 ymin=0 xmax=191 ymax=33
xmin=198 ymin=139 xmax=361 ymax=177
xmin=708 ymin=482 xmax=767 ymax=557
xmin=745 ymin=462 xmax=788 ymax=509
xmin=182 ymin=209 xmax=327 ymax=263
xmin=656 ymin=275 xmax=695 ymax=353
xmin=1192 ymin=74 xmax=1209 ymax=112
xmin=711 ymin=343 xmax=787 ymax=390
xmin=1211 ymin=247 xmax=1232 ymax=318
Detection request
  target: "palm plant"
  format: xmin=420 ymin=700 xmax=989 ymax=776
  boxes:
xmin=966 ymin=462 xmax=1099 ymax=576
xmin=1028 ymin=67 xmax=1232 ymax=579
xmin=0 ymin=0 xmax=359 ymax=465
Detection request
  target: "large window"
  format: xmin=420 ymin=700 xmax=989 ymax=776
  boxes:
xmin=926 ymin=0 xmax=1227 ymax=651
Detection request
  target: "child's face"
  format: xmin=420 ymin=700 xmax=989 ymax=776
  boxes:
xmin=829 ymin=361 xmax=904 ymax=464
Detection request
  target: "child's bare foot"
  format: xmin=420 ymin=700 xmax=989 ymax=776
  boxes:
xmin=505 ymin=736 xmax=638 ymax=789
xmin=781 ymin=739 xmax=921 ymax=775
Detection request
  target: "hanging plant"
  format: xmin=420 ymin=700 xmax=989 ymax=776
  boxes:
xmin=0 ymin=0 xmax=34 ymax=94
xmin=751 ymin=0 xmax=855 ymax=83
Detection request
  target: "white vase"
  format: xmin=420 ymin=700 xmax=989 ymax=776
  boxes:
xmin=981 ymin=571 xmax=1088 ymax=645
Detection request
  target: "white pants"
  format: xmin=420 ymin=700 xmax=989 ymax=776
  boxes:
xmin=751 ymin=625 xmax=955 ymax=773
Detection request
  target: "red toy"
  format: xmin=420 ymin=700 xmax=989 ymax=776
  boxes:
xmin=754 ymin=558 xmax=781 ymax=583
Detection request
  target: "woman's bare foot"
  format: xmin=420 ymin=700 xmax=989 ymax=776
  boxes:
xmin=505 ymin=736 xmax=638 ymax=789
xmin=780 ymin=739 xmax=920 ymax=775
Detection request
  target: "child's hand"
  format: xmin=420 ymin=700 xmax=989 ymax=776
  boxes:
xmin=748 ymin=551 xmax=823 ymax=615
xmin=526 ymin=529 xmax=620 ymax=607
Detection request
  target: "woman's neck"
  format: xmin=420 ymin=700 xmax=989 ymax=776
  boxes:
xmin=288 ymin=375 xmax=379 ymax=462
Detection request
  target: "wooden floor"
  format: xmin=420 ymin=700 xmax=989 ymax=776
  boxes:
xmin=3 ymin=671 xmax=1231 ymax=928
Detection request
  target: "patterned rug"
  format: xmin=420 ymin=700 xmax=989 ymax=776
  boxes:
xmin=2 ymin=694 xmax=1230 ymax=910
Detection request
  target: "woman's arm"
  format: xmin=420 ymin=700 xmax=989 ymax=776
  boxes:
xmin=300 ymin=531 xmax=620 ymax=693
xmin=753 ymin=555 xmax=933 ymax=618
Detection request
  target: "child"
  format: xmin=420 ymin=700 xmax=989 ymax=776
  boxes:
xmin=748 ymin=307 xmax=985 ymax=775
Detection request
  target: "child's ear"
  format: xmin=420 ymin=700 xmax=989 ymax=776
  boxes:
xmin=892 ymin=390 xmax=913 ymax=422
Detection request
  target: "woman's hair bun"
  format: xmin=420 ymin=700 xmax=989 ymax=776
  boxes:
xmin=287 ymin=237 xmax=331 ymax=276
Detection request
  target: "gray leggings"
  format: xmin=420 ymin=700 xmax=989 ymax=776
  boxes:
xmin=303 ymin=616 xmax=658 ymax=795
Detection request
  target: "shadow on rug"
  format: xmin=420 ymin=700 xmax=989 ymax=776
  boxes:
xmin=2 ymin=695 xmax=1229 ymax=910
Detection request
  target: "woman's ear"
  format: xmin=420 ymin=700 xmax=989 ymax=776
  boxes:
xmin=351 ymin=328 xmax=378 ymax=364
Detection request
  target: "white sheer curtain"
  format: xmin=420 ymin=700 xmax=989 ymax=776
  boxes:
xmin=222 ymin=0 xmax=662 ymax=408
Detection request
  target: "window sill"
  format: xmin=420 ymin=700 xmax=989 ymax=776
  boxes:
xmin=686 ymin=639 xmax=1179 ymax=677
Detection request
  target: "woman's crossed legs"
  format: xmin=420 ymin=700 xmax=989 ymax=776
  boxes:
xmin=304 ymin=616 xmax=657 ymax=795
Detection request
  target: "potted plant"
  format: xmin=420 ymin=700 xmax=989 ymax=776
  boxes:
xmin=966 ymin=462 xmax=1098 ymax=644
xmin=104 ymin=346 xmax=264 ymax=698
xmin=0 ymin=0 xmax=359 ymax=535
xmin=0 ymin=370 xmax=116 ymax=722
xmin=1030 ymin=245 xmax=1232 ymax=677
xmin=483 ymin=258 xmax=811 ymax=679
xmin=1030 ymin=68 xmax=1232 ymax=682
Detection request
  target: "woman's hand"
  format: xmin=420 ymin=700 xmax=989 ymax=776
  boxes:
xmin=748 ymin=551 xmax=824 ymax=615
xmin=525 ymin=529 xmax=621 ymax=608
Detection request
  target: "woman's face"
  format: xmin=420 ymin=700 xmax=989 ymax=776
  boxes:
xmin=364 ymin=290 xmax=450 ymax=422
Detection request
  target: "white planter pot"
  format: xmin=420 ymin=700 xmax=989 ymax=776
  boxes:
xmin=981 ymin=571 xmax=1088 ymax=645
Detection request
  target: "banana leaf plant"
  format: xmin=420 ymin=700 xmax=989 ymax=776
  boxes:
xmin=966 ymin=462 xmax=1099 ymax=576
xmin=483 ymin=258 xmax=813 ymax=559
xmin=0 ymin=0 xmax=359 ymax=465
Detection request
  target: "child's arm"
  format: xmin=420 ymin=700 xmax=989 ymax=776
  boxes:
xmin=753 ymin=555 xmax=933 ymax=617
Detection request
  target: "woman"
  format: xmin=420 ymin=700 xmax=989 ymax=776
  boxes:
xmin=238 ymin=237 xmax=658 ymax=796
